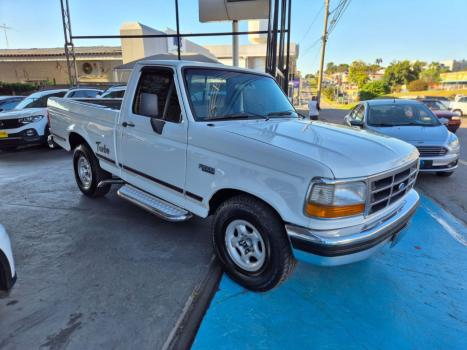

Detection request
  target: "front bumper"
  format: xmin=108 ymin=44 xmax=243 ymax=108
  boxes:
xmin=419 ymin=154 xmax=459 ymax=172
xmin=0 ymin=129 xmax=45 ymax=149
xmin=286 ymin=189 xmax=420 ymax=266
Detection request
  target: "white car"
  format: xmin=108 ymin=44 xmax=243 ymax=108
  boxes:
xmin=0 ymin=225 xmax=16 ymax=296
xmin=99 ymin=86 xmax=126 ymax=99
xmin=48 ymin=60 xmax=420 ymax=291
xmin=450 ymin=95 xmax=467 ymax=116
xmin=0 ymin=89 xmax=67 ymax=150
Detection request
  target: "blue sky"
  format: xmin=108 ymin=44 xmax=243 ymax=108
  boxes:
xmin=0 ymin=0 xmax=466 ymax=74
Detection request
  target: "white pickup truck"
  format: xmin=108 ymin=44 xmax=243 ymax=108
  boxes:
xmin=48 ymin=60 xmax=420 ymax=291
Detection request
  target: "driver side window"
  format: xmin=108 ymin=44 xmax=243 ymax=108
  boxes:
xmin=133 ymin=68 xmax=181 ymax=123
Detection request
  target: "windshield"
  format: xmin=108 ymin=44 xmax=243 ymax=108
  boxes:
xmin=368 ymin=103 xmax=441 ymax=127
xmin=423 ymin=100 xmax=448 ymax=111
xmin=184 ymin=68 xmax=297 ymax=121
xmin=15 ymin=91 xmax=66 ymax=110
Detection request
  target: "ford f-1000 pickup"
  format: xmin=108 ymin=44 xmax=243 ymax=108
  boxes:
xmin=48 ymin=60 xmax=420 ymax=291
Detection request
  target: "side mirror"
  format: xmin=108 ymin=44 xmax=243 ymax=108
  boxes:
xmin=439 ymin=117 xmax=449 ymax=125
xmin=140 ymin=92 xmax=159 ymax=118
xmin=350 ymin=119 xmax=363 ymax=127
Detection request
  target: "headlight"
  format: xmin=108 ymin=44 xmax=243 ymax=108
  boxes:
xmin=447 ymin=137 xmax=460 ymax=154
xmin=19 ymin=115 xmax=44 ymax=125
xmin=305 ymin=181 xmax=367 ymax=218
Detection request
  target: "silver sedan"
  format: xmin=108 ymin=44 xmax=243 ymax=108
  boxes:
xmin=344 ymin=99 xmax=460 ymax=176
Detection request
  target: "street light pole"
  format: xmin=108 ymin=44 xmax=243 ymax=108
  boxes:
xmin=316 ymin=0 xmax=330 ymax=101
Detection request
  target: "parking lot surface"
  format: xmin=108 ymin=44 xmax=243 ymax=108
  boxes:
xmin=0 ymin=148 xmax=213 ymax=349
xmin=193 ymin=194 xmax=467 ymax=349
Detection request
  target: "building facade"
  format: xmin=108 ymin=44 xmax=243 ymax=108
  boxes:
xmin=0 ymin=46 xmax=122 ymax=84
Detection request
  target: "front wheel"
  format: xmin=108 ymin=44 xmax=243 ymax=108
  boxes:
xmin=212 ymin=195 xmax=295 ymax=292
xmin=73 ymin=144 xmax=112 ymax=197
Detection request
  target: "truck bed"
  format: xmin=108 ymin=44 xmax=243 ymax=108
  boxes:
xmin=48 ymin=97 xmax=121 ymax=163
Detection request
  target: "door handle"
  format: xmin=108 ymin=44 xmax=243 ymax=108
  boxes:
xmin=122 ymin=121 xmax=135 ymax=127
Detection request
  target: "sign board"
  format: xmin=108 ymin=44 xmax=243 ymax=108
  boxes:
xmin=199 ymin=0 xmax=269 ymax=22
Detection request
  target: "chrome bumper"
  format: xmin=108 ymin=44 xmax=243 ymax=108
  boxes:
xmin=286 ymin=189 xmax=420 ymax=266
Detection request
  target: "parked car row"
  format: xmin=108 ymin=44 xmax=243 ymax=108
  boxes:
xmin=0 ymin=85 xmax=126 ymax=151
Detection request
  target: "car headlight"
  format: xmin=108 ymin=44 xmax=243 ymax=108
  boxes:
xmin=19 ymin=115 xmax=44 ymax=125
xmin=305 ymin=181 xmax=367 ymax=218
xmin=447 ymin=137 xmax=460 ymax=154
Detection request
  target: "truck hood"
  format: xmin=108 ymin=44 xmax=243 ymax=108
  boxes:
xmin=368 ymin=124 xmax=449 ymax=144
xmin=219 ymin=119 xmax=418 ymax=179
xmin=0 ymin=108 xmax=47 ymax=120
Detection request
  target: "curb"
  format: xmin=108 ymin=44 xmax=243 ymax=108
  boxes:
xmin=162 ymin=255 xmax=222 ymax=350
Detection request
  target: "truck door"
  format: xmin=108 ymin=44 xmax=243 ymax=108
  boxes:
xmin=119 ymin=66 xmax=187 ymax=199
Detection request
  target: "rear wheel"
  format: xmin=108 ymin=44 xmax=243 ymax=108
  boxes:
xmin=73 ymin=144 xmax=111 ymax=197
xmin=453 ymin=109 xmax=463 ymax=116
xmin=212 ymin=195 xmax=295 ymax=292
xmin=436 ymin=171 xmax=454 ymax=177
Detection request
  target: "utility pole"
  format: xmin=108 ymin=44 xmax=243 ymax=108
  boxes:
xmin=232 ymin=20 xmax=239 ymax=67
xmin=316 ymin=0 xmax=330 ymax=101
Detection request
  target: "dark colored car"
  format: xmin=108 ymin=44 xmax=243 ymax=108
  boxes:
xmin=0 ymin=96 xmax=25 ymax=112
xmin=418 ymin=99 xmax=461 ymax=133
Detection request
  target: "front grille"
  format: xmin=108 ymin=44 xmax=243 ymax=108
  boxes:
xmin=416 ymin=146 xmax=447 ymax=157
xmin=0 ymin=118 xmax=22 ymax=130
xmin=368 ymin=161 xmax=418 ymax=215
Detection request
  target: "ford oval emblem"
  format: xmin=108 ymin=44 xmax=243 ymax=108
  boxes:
xmin=398 ymin=182 xmax=406 ymax=191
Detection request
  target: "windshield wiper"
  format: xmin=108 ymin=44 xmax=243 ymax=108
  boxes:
xmin=266 ymin=110 xmax=295 ymax=117
xmin=206 ymin=112 xmax=263 ymax=121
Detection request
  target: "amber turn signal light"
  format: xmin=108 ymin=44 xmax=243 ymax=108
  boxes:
xmin=305 ymin=202 xmax=365 ymax=218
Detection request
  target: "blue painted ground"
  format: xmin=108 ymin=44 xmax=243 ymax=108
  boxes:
xmin=193 ymin=194 xmax=467 ymax=350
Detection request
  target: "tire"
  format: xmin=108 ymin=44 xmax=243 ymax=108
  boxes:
xmin=453 ymin=109 xmax=463 ymax=117
xmin=436 ymin=171 xmax=454 ymax=177
xmin=45 ymin=129 xmax=58 ymax=150
xmin=212 ymin=195 xmax=295 ymax=292
xmin=73 ymin=144 xmax=111 ymax=197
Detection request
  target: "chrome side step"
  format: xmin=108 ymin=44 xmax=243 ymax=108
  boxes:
xmin=117 ymin=185 xmax=192 ymax=222
xmin=97 ymin=178 xmax=125 ymax=188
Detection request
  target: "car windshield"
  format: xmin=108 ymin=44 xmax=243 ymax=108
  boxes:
xmin=184 ymin=68 xmax=297 ymax=121
xmin=14 ymin=91 xmax=66 ymax=109
xmin=368 ymin=103 xmax=441 ymax=127
xmin=423 ymin=100 xmax=448 ymax=111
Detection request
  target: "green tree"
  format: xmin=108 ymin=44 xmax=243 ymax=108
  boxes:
xmin=407 ymin=79 xmax=428 ymax=92
xmin=358 ymin=80 xmax=390 ymax=100
xmin=325 ymin=62 xmax=337 ymax=74
xmin=420 ymin=62 xmax=449 ymax=84
xmin=383 ymin=60 xmax=423 ymax=87
xmin=336 ymin=63 xmax=349 ymax=73
xmin=348 ymin=60 xmax=370 ymax=88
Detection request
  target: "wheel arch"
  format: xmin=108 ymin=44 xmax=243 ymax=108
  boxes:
xmin=68 ymin=132 xmax=91 ymax=150
xmin=208 ymin=188 xmax=285 ymax=223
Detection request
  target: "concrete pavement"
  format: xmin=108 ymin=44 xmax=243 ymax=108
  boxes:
xmin=0 ymin=147 xmax=213 ymax=349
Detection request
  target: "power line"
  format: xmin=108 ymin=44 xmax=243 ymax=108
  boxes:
xmin=298 ymin=3 xmax=324 ymax=46
xmin=328 ymin=0 xmax=351 ymax=35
